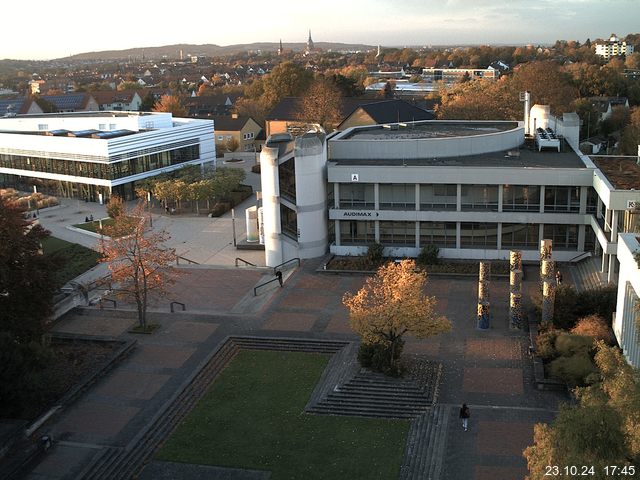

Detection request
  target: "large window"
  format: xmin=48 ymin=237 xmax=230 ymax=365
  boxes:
xmin=544 ymin=186 xmax=580 ymax=213
xmin=461 ymin=185 xmax=498 ymax=211
xmin=0 ymin=144 xmax=200 ymax=181
xmin=460 ymin=222 xmax=498 ymax=248
xmin=420 ymin=184 xmax=456 ymax=210
xmin=379 ymin=221 xmax=416 ymax=246
xmin=339 ymin=220 xmax=375 ymax=245
xmin=280 ymin=204 xmax=297 ymax=240
xmin=379 ymin=184 xmax=415 ymax=210
xmin=501 ymin=223 xmax=539 ymax=248
xmin=339 ymin=183 xmax=374 ymax=209
xmin=502 ymin=185 xmax=540 ymax=212
xmin=419 ymin=222 xmax=456 ymax=247
xmin=278 ymin=158 xmax=296 ymax=202
xmin=586 ymin=187 xmax=598 ymax=214
xmin=543 ymin=224 xmax=578 ymax=249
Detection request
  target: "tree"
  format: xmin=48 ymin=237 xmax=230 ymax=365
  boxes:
xmin=261 ymin=61 xmax=313 ymax=111
xmin=139 ymin=92 xmax=156 ymax=112
xmin=524 ymin=342 xmax=640 ymax=479
xmin=100 ymin=203 xmax=178 ymax=329
xmin=0 ymin=197 xmax=57 ymax=342
xmin=381 ymin=80 xmax=396 ymax=99
xmin=225 ymin=136 xmax=240 ymax=153
xmin=106 ymin=195 xmax=124 ymax=219
xmin=620 ymin=107 xmax=640 ymax=155
xmin=153 ymin=93 xmax=188 ymax=117
xmin=211 ymin=167 xmax=246 ymax=201
xmin=299 ymin=76 xmax=343 ymax=131
xmin=342 ymin=260 xmax=451 ymax=374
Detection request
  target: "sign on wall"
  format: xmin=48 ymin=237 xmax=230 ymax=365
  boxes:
xmin=627 ymin=200 xmax=640 ymax=209
xmin=351 ymin=173 xmax=359 ymax=182
xmin=342 ymin=211 xmax=379 ymax=217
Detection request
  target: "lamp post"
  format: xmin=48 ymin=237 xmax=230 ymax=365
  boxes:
xmin=147 ymin=191 xmax=153 ymax=227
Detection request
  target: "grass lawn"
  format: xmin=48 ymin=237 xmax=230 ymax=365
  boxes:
xmin=157 ymin=350 xmax=410 ymax=479
xmin=72 ymin=218 xmax=115 ymax=233
xmin=41 ymin=237 xmax=102 ymax=286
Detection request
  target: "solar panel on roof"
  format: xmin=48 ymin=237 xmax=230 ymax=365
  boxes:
xmin=69 ymin=129 xmax=99 ymax=137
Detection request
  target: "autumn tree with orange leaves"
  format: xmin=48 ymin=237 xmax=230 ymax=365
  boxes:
xmin=152 ymin=94 xmax=188 ymax=117
xmin=343 ymin=259 xmax=451 ymax=374
xmin=100 ymin=202 xmax=177 ymax=329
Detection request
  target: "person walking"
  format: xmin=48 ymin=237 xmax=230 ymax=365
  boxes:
xmin=459 ymin=403 xmax=470 ymax=431
xmin=556 ymin=270 xmax=563 ymax=285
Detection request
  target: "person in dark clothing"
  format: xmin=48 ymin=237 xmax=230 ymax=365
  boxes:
xmin=459 ymin=403 xmax=470 ymax=431
xmin=556 ymin=270 xmax=563 ymax=285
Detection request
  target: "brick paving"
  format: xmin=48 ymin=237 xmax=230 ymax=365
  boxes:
xmin=25 ymin=259 xmax=566 ymax=480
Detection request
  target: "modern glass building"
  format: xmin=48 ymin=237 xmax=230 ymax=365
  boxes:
xmin=0 ymin=111 xmax=215 ymax=201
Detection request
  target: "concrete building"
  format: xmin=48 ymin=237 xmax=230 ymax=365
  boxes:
xmin=0 ymin=111 xmax=215 ymax=202
xmin=595 ymin=34 xmax=634 ymax=60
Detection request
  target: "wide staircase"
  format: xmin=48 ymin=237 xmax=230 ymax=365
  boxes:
xmin=570 ymin=256 xmax=607 ymax=292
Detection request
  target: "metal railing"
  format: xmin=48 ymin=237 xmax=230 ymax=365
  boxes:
xmin=235 ymin=257 xmax=256 ymax=267
xmin=568 ymin=251 xmax=593 ymax=263
xmin=254 ymin=271 xmax=284 ymax=296
xmin=273 ymin=257 xmax=300 ymax=275
xmin=170 ymin=301 xmax=186 ymax=312
xmin=175 ymin=255 xmax=199 ymax=265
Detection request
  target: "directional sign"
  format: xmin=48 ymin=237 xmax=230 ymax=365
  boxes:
xmin=351 ymin=173 xmax=359 ymax=182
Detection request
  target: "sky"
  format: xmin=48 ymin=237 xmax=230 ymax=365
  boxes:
xmin=2 ymin=0 xmax=639 ymax=60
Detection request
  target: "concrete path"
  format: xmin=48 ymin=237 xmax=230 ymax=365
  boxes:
xmin=25 ymin=259 xmax=566 ymax=480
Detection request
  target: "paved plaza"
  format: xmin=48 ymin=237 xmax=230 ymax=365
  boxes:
xmin=23 ymin=254 xmax=567 ymax=480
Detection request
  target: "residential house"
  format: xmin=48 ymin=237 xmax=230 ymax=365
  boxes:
xmin=588 ymin=97 xmax=630 ymax=122
xmin=211 ymin=114 xmax=263 ymax=153
xmin=39 ymin=93 xmax=99 ymax=113
xmin=92 ymin=90 xmax=143 ymax=111
xmin=0 ymin=98 xmax=44 ymax=116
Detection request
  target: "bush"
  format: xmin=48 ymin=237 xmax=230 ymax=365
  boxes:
xmin=554 ymin=332 xmax=594 ymax=357
xmin=575 ymin=284 xmax=617 ymax=323
xmin=536 ymin=328 xmax=560 ymax=360
xmin=209 ymin=202 xmax=231 ymax=217
xmin=363 ymin=243 xmax=384 ymax=269
xmin=548 ymin=352 xmax=597 ymax=387
xmin=417 ymin=245 xmax=439 ymax=266
xmin=571 ymin=314 xmax=615 ymax=345
xmin=251 ymin=164 xmax=261 ymax=174
xmin=552 ymin=284 xmax=581 ymax=329
xmin=358 ymin=339 xmax=405 ymax=376
xmin=106 ymin=196 xmax=124 ymax=218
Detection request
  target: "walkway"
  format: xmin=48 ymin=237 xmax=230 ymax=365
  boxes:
xmin=24 ymin=260 xmax=566 ymax=480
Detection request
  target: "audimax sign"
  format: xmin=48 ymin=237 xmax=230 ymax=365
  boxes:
xmin=343 ymin=211 xmax=379 ymax=217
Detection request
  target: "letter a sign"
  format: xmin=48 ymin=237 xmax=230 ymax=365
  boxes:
xmin=351 ymin=173 xmax=359 ymax=182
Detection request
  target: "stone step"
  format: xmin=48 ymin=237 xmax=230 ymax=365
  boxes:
xmin=323 ymin=395 xmax=431 ymax=409
xmin=307 ymin=405 xmax=421 ymax=419
xmin=328 ymin=388 xmax=430 ymax=400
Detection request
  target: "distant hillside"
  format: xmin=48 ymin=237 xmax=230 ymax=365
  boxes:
xmin=62 ymin=42 xmax=376 ymax=61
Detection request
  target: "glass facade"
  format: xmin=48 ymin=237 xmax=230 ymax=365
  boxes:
xmin=340 ymin=220 xmax=375 ymax=245
xmin=543 ymin=224 xmax=578 ymax=249
xmin=379 ymin=221 xmax=416 ymax=246
xmin=280 ymin=204 xmax=297 ymax=239
xmin=503 ymin=185 xmax=540 ymax=211
xmin=544 ymin=186 xmax=580 ymax=213
xmin=339 ymin=183 xmax=374 ymax=209
xmin=501 ymin=223 xmax=539 ymax=248
xmin=278 ymin=158 xmax=296 ymax=203
xmin=419 ymin=222 xmax=456 ymax=247
xmin=420 ymin=184 xmax=457 ymax=210
xmin=460 ymin=222 xmax=498 ymax=248
xmin=379 ymin=184 xmax=415 ymax=210
xmin=0 ymin=145 xmax=200 ymax=181
xmin=461 ymin=185 xmax=498 ymax=211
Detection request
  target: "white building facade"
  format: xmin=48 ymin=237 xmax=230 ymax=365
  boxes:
xmin=595 ymin=34 xmax=635 ymax=59
xmin=0 ymin=111 xmax=215 ymax=202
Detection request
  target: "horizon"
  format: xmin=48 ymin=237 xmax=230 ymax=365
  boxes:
xmin=2 ymin=0 xmax=638 ymax=61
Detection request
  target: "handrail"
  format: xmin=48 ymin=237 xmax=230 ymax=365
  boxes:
xmin=176 ymin=255 xmax=199 ymax=265
xmin=235 ymin=257 xmax=256 ymax=267
xmin=273 ymin=257 xmax=300 ymax=275
xmin=254 ymin=272 xmax=284 ymax=296
xmin=99 ymin=298 xmax=116 ymax=309
xmin=568 ymin=251 xmax=593 ymax=263
xmin=170 ymin=301 xmax=186 ymax=312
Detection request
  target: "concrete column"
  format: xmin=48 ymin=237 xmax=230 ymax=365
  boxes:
xmin=498 ymin=185 xmax=503 ymax=213
xmin=415 ymin=221 xmax=420 ymax=248
xmin=496 ymin=223 xmax=502 ymax=250
xmin=333 ymin=183 xmax=340 ymax=209
xmin=602 ymin=253 xmax=608 ymax=274
xmin=611 ymin=210 xmax=619 ymax=242
xmin=477 ymin=261 xmax=491 ymax=329
xmin=578 ymin=224 xmax=586 ymax=252
xmin=539 ymin=185 xmax=545 ymax=213
xmin=456 ymin=184 xmax=462 ymax=212
xmin=542 ymin=280 xmax=556 ymax=323
xmin=456 ymin=222 xmax=461 ymax=249
xmin=415 ymin=184 xmax=420 ymax=212
xmin=608 ymin=254 xmax=616 ymax=284
xmin=539 ymin=224 xmax=545 ymax=244
xmin=374 ymin=183 xmax=379 ymax=210
xmin=579 ymin=186 xmax=588 ymax=215
xmin=375 ymin=220 xmax=380 ymax=243
xmin=335 ymin=220 xmax=341 ymax=246
xmin=597 ymin=196 xmax=603 ymax=219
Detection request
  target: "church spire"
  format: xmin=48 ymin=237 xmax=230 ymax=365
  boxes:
xmin=278 ymin=39 xmax=283 ymax=56
xmin=306 ymin=29 xmax=314 ymax=54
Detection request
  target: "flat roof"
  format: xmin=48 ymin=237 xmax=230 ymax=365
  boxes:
xmin=331 ymin=141 xmax=587 ymax=169
xmin=591 ymin=156 xmax=640 ymax=190
xmin=3 ymin=111 xmax=154 ymax=119
xmin=341 ymin=121 xmax=519 ymax=140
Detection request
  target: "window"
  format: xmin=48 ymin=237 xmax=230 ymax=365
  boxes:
xmin=379 ymin=221 xmax=415 ymax=246
xmin=461 ymin=185 xmax=498 ymax=211
xmin=340 ymin=220 xmax=375 ymax=245
xmin=543 ymin=224 xmax=578 ymax=249
xmin=379 ymin=184 xmax=415 ymax=210
xmin=38 ymin=124 xmax=48 ymax=131
xmin=339 ymin=183 xmax=374 ymax=209
xmin=280 ymin=204 xmax=298 ymax=240
xmin=420 ymin=184 xmax=456 ymax=210
xmin=98 ymin=123 xmax=107 ymax=130
xmin=501 ymin=223 xmax=539 ymax=248
xmin=419 ymin=222 xmax=456 ymax=247
xmin=502 ymin=185 xmax=540 ymax=211
xmin=218 ymin=135 xmax=224 ymax=141
xmin=544 ymin=186 xmax=580 ymax=213
xmin=109 ymin=124 xmax=116 ymax=130
xmin=460 ymin=223 xmax=498 ymax=248
xmin=278 ymin=158 xmax=296 ymax=202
